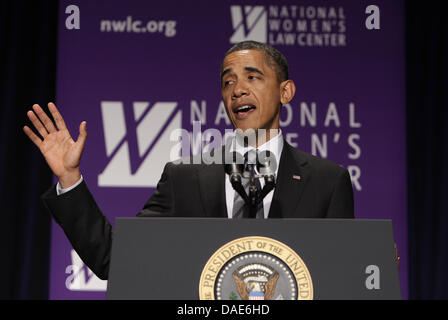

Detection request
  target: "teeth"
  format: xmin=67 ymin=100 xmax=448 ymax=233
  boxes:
xmin=236 ymin=105 xmax=254 ymax=112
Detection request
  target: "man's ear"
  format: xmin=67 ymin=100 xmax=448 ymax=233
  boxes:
xmin=280 ymin=80 xmax=296 ymax=105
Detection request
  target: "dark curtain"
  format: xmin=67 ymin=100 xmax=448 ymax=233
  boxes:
xmin=406 ymin=1 xmax=448 ymax=299
xmin=0 ymin=1 xmax=58 ymax=299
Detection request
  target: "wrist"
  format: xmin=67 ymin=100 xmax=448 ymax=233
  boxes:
xmin=58 ymin=169 xmax=81 ymax=189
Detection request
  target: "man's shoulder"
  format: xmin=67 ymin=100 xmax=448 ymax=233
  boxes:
xmin=286 ymin=143 xmax=346 ymax=174
xmin=164 ymin=147 xmax=225 ymax=173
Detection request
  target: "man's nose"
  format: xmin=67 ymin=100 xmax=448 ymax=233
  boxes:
xmin=232 ymin=81 xmax=249 ymax=99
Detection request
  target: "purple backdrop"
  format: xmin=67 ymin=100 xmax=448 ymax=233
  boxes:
xmin=52 ymin=0 xmax=407 ymax=299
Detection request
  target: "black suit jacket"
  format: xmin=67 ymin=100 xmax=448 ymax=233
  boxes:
xmin=42 ymin=141 xmax=354 ymax=280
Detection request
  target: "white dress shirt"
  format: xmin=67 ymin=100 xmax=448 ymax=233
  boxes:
xmin=225 ymin=130 xmax=284 ymax=219
xmin=56 ymin=176 xmax=83 ymax=195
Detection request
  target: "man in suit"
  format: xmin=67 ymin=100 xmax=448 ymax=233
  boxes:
xmin=23 ymin=41 xmax=354 ymax=280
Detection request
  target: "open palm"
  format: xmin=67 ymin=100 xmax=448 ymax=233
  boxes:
xmin=23 ymin=102 xmax=87 ymax=188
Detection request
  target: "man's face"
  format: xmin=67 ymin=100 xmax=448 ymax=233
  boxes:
xmin=221 ymin=50 xmax=283 ymax=133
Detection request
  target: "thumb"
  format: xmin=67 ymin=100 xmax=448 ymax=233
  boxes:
xmin=76 ymin=121 xmax=88 ymax=148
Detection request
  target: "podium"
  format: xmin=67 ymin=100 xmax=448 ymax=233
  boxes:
xmin=106 ymin=218 xmax=401 ymax=300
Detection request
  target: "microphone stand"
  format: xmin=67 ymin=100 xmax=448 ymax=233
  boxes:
xmin=225 ymin=151 xmax=277 ymax=218
xmin=248 ymin=173 xmax=258 ymax=218
xmin=246 ymin=171 xmax=276 ymax=218
xmin=231 ymin=170 xmax=276 ymax=218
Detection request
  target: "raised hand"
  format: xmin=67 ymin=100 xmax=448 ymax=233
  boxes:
xmin=23 ymin=102 xmax=87 ymax=189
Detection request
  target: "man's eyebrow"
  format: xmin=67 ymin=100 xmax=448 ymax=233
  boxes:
xmin=221 ymin=66 xmax=265 ymax=79
xmin=245 ymin=66 xmax=264 ymax=75
xmin=221 ymin=68 xmax=232 ymax=79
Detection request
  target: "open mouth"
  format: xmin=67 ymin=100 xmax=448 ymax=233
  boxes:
xmin=233 ymin=105 xmax=256 ymax=119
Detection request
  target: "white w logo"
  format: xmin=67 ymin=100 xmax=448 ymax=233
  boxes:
xmin=98 ymin=101 xmax=181 ymax=187
xmin=230 ymin=5 xmax=267 ymax=43
xmin=65 ymin=250 xmax=107 ymax=291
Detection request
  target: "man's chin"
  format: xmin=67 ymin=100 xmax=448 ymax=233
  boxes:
xmin=234 ymin=123 xmax=259 ymax=134
xmin=234 ymin=124 xmax=280 ymax=141
xmin=234 ymin=123 xmax=263 ymax=140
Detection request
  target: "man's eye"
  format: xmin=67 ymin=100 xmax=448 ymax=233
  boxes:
xmin=224 ymin=80 xmax=234 ymax=86
xmin=248 ymin=75 xmax=258 ymax=80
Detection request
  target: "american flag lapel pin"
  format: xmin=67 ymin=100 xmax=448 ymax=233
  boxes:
xmin=293 ymin=175 xmax=301 ymax=180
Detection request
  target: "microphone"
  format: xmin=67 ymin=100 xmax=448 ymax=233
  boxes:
xmin=224 ymin=152 xmax=248 ymax=203
xmin=225 ymin=150 xmax=277 ymax=217
xmin=256 ymin=150 xmax=277 ymax=200
xmin=256 ymin=150 xmax=277 ymax=176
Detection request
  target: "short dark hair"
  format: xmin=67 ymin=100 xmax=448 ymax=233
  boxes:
xmin=223 ymin=41 xmax=289 ymax=83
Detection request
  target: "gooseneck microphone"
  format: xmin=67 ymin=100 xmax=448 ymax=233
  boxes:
xmin=256 ymin=150 xmax=277 ymax=202
xmin=224 ymin=152 xmax=249 ymax=204
xmin=225 ymin=150 xmax=277 ymax=218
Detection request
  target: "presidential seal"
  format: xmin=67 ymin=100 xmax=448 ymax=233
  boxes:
xmin=199 ymin=236 xmax=313 ymax=300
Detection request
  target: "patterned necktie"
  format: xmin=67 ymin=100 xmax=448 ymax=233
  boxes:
xmin=232 ymin=150 xmax=264 ymax=219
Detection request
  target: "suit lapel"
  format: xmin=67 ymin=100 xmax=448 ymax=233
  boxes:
xmin=269 ymin=142 xmax=309 ymax=218
xmin=197 ymin=154 xmax=228 ymax=218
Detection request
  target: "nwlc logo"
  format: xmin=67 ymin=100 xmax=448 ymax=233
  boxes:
xmin=230 ymin=5 xmax=267 ymax=43
xmin=98 ymin=101 xmax=182 ymax=187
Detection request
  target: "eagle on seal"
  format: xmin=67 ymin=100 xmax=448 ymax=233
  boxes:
xmin=232 ymin=271 xmax=280 ymax=300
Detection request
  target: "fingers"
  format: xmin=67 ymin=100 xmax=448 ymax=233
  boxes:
xmin=48 ymin=102 xmax=68 ymax=130
xmin=23 ymin=125 xmax=43 ymax=149
xmin=26 ymin=108 xmax=49 ymax=138
xmin=32 ymin=104 xmax=57 ymax=134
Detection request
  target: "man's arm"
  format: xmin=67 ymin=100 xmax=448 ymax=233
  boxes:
xmin=325 ymin=168 xmax=355 ymax=218
xmin=42 ymin=180 xmax=112 ymax=280
xmin=24 ymin=102 xmax=114 ymax=278
xmin=26 ymin=102 xmax=176 ymax=279
xmin=41 ymin=162 xmax=176 ymax=279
